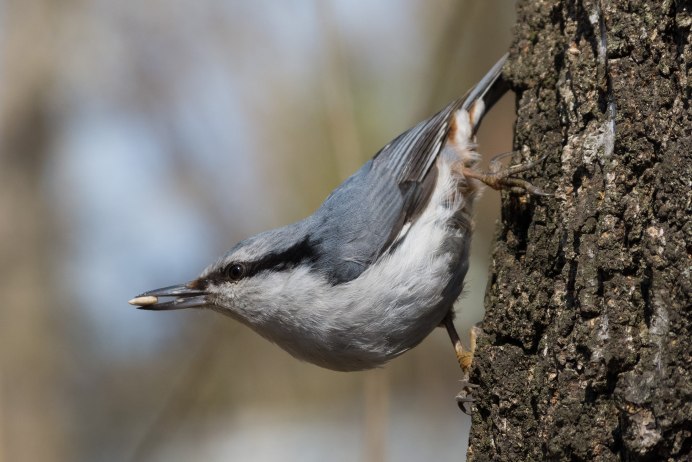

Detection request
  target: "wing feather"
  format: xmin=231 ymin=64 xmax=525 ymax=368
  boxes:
xmin=373 ymin=99 xmax=461 ymax=184
xmin=310 ymin=55 xmax=509 ymax=284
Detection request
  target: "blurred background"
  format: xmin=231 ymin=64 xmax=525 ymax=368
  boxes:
xmin=0 ymin=1 xmax=515 ymax=461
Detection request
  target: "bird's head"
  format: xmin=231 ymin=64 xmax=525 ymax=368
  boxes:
xmin=129 ymin=221 xmax=317 ymax=323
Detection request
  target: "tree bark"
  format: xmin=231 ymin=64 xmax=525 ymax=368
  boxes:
xmin=467 ymin=1 xmax=690 ymax=461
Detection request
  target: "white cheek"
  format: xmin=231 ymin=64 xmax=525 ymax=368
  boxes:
xmin=208 ymin=282 xmax=243 ymax=316
xmin=212 ymin=275 xmax=286 ymax=325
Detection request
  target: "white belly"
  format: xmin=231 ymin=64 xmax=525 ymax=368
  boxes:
xmin=247 ymin=162 xmax=473 ymax=371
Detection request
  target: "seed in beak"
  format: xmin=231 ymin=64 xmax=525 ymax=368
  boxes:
xmin=128 ymin=295 xmax=159 ymax=306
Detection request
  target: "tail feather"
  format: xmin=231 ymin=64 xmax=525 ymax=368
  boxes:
xmin=461 ymin=53 xmax=510 ymax=134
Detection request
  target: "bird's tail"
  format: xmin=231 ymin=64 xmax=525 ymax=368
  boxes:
xmin=461 ymin=53 xmax=510 ymax=135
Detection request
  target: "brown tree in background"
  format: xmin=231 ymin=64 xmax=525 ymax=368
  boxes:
xmin=0 ymin=2 xmax=69 ymax=461
xmin=468 ymin=1 xmax=690 ymax=461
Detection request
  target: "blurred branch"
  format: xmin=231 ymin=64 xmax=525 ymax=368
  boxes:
xmin=419 ymin=0 xmax=477 ymax=115
xmin=127 ymin=323 xmax=223 ymax=462
xmin=164 ymin=129 xmax=239 ymax=234
xmin=315 ymin=1 xmax=363 ymax=178
xmin=0 ymin=1 xmax=72 ymax=461
xmin=362 ymin=369 xmax=390 ymax=462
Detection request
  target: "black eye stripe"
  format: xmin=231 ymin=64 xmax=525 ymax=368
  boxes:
xmin=214 ymin=237 xmax=318 ymax=283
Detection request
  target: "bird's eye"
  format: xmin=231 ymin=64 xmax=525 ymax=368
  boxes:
xmin=225 ymin=263 xmax=245 ymax=281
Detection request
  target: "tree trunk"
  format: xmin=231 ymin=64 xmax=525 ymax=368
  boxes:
xmin=0 ymin=2 xmax=72 ymax=460
xmin=467 ymin=1 xmax=690 ymax=461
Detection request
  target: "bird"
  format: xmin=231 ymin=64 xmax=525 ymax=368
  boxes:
xmin=129 ymin=54 xmax=544 ymax=384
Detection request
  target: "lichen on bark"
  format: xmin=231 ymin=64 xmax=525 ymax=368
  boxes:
xmin=467 ymin=1 xmax=691 ymax=461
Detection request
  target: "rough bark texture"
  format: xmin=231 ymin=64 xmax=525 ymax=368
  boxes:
xmin=467 ymin=1 xmax=690 ymax=461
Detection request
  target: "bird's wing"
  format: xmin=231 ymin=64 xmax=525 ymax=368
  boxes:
xmin=373 ymin=99 xmax=462 ymax=185
xmin=310 ymin=55 xmax=509 ymax=284
xmin=372 ymin=53 xmax=509 ymax=185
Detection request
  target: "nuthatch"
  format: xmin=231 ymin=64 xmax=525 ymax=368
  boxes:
xmin=130 ymin=54 xmax=544 ymax=395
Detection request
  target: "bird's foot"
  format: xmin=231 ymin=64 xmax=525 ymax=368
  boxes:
xmin=454 ymin=340 xmax=474 ymax=372
xmin=454 ymin=326 xmax=479 ymax=415
xmin=462 ymin=152 xmax=550 ymax=196
xmin=456 ymin=381 xmax=479 ymax=414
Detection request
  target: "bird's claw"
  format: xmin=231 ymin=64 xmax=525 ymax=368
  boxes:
xmin=456 ymin=381 xmax=479 ymax=415
xmin=463 ymin=153 xmax=551 ymax=196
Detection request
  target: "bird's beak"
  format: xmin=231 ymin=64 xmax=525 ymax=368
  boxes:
xmin=128 ymin=282 xmax=207 ymax=311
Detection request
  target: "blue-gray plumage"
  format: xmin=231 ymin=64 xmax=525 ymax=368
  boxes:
xmin=130 ymin=54 xmax=542 ymax=373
